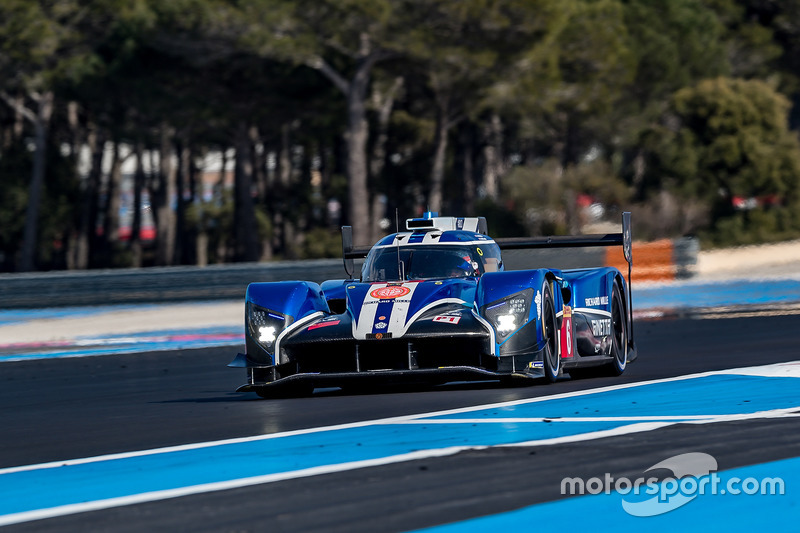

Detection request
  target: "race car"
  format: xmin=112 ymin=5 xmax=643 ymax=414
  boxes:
xmin=229 ymin=212 xmax=637 ymax=396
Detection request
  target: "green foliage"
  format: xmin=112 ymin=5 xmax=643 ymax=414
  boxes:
xmin=472 ymin=198 xmax=527 ymax=238
xmin=300 ymin=227 xmax=342 ymax=259
xmin=707 ymin=207 xmax=800 ymax=247
xmin=503 ymin=158 xmax=630 ymax=236
xmin=0 ymin=140 xmax=79 ymax=271
xmin=5 ymin=0 xmax=800 ymax=272
xmin=667 ymin=77 xmax=800 ymax=198
xmin=186 ymin=191 xmax=272 ymax=264
xmin=653 ymin=77 xmax=800 ymax=245
xmin=563 ymin=160 xmax=631 ymax=208
xmin=0 ymin=145 xmax=29 ymax=269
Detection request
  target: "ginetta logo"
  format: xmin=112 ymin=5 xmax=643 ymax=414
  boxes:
xmin=370 ymin=286 xmax=411 ymax=299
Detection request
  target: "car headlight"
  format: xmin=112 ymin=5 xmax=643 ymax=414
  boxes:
xmin=483 ymin=289 xmax=534 ymax=340
xmin=247 ymin=302 xmax=289 ymax=351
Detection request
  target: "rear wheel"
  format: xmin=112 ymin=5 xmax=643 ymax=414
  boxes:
xmin=607 ymin=281 xmax=627 ymax=376
xmin=542 ymin=284 xmax=560 ymax=383
xmin=567 ymin=280 xmax=627 ymax=380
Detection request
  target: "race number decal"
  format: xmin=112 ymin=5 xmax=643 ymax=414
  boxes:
xmin=560 ymin=306 xmax=574 ymax=358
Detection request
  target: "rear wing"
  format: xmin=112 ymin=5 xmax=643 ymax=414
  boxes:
xmin=342 ymin=212 xmax=633 ymax=280
xmin=496 ymin=211 xmax=633 ymax=349
xmin=495 ymin=211 xmax=632 ymax=259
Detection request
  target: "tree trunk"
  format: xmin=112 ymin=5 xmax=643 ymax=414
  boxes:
xmin=481 ymin=114 xmax=504 ymax=202
xmin=368 ymin=77 xmax=403 ymax=242
xmin=12 ymin=94 xmax=24 ymax=142
xmin=429 ymin=111 xmax=450 ymax=214
xmin=67 ymin=101 xmax=81 ymax=163
xmin=174 ymin=137 xmax=191 ymax=265
xmin=18 ymin=91 xmax=54 ymax=271
xmin=75 ymin=123 xmax=105 ymax=270
xmin=307 ymin=46 xmax=383 ymax=246
xmin=130 ymin=142 xmax=145 ymax=267
xmin=182 ymin=143 xmax=202 ymax=265
xmin=105 ymin=141 xmax=124 ymax=247
xmin=233 ymin=122 xmax=260 ymax=262
xmin=345 ymin=85 xmax=371 ymax=246
xmin=273 ymin=123 xmax=292 ymax=257
xmin=457 ymin=123 xmax=476 ymax=214
xmin=155 ymin=124 xmax=177 ymax=266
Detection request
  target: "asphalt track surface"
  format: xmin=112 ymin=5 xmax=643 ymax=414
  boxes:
xmin=2 ymin=313 xmax=800 ymax=531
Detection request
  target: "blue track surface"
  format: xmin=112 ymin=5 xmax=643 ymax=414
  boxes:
xmin=1 ymin=367 xmax=798 ymax=525
xmin=633 ymin=277 xmax=800 ymax=310
xmin=416 ymin=456 xmax=798 ymax=531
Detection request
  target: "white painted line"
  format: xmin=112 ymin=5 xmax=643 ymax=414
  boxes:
xmin=4 ymin=359 xmax=800 ymax=476
xmin=0 ymin=446 xmax=482 ymax=528
xmin=385 ymin=415 xmax=730 ymax=423
xmin=501 ymin=407 xmax=800 ymax=447
xmin=717 ymin=361 xmax=800 ymax=378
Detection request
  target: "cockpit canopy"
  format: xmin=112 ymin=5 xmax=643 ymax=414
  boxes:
xmin=362 ymin=242 xmax=502 ymax=282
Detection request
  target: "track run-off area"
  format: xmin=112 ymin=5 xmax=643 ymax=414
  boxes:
xmin=1 ymin=278 xmax=800 ymax=531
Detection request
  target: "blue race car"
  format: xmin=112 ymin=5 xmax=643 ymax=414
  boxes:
xmin=230 ymin=213 xmax=637 ymax=396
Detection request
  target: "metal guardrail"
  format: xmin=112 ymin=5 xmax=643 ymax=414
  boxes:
xmin=0 ymin=242 xmax=696 ymax=309
xmin=0 ymin=260 xmax=350 ymax=308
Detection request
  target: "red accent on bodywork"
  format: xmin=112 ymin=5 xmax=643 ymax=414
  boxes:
xmin=560 ymin=306 xmax=574 ymax=358
xmin=308 ymin=320 xmax=340 ymax=331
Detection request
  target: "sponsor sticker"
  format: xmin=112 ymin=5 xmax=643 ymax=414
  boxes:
xmin=371 ymin=286 xmax=411 ymax=299
xmin=591 ymin=319 xmax=611 ymax=337
xmin=585 ymin=296 xmax=609 ymax=307
xmin=367 ymin=332 xmax=392 ymax=340
xmin=374 ymin=321 xmax=388 ymax=329
xmin=433 ymin=315 xmax=461 ymax=324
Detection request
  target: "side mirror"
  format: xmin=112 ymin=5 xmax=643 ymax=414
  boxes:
xmin=560 ymin=279 xmax=572 ymax=305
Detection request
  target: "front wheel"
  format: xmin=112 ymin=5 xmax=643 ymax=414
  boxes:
xmin=542 ymin=283 xmax=560 ymax=383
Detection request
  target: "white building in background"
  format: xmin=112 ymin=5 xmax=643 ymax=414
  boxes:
xmin=73 ymin=143 xmax=237 ymax=241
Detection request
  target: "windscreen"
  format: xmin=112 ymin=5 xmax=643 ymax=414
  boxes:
xmin=361 ymin=243 xmax=502 ymax=281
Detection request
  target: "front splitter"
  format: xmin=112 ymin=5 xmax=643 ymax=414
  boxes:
xmin=236 ymin=366 xmax=544 ymax=393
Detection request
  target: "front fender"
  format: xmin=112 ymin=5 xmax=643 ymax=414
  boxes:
xmin=247 ymin=281 xmax=330 ymax=320
xmin=477 ymin=270 xmax=558 ymax=356
xmin=245 ymin=281 xmax=330 ymax=365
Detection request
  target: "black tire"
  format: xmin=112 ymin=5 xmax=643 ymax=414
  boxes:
xmin=542 ymin=283 xmax=560 ymax=383
xmin=608 ymin=281 xmax=628 ymax=376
